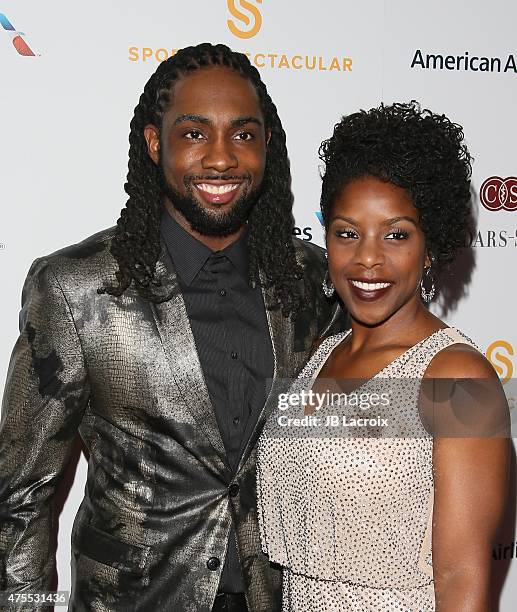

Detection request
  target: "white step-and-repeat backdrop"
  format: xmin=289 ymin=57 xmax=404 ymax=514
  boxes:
xmin=1 ymin=0 xmax=516 ymax=607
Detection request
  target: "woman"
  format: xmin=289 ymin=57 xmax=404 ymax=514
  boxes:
xmin=257 ymin=102 xmax=510 ymax=611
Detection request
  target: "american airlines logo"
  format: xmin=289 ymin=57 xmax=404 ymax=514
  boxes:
xmin=480 ymin=177 xmax=517 ymax=212
xmin=0 ymin=13 xmax=36 ymax=56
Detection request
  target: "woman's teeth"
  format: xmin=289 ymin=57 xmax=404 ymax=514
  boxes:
xmin=350 ymin=280 xmax=391 ymax=290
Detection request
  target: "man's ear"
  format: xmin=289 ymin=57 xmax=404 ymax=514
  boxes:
xmin=143 ymin=124 xmax=160 ymax=165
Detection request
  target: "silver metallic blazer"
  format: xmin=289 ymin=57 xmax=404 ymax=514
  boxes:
xmin=0 ymin=228 xmax=344 ymax=611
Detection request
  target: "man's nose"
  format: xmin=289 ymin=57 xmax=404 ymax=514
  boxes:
xmin=201 ymin=137 xmax=238 ymax=173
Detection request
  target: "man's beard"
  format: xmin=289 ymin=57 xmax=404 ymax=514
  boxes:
xmin=158 ymin=166 xmax=262 ymax=237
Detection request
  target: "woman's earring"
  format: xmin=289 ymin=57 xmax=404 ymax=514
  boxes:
xmin=420 ymin=266 xmax=435 ymax=303
xmin=322 ymin=270 xmax=335 ymax=298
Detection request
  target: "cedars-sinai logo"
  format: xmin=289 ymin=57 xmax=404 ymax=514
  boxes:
xmin=0 ymin=13 xmax=36 ymax=56
xmin=480 ymin=176 xmax=517 ymax=212
xmin=227 ymin=0 xmax=263 ymax=39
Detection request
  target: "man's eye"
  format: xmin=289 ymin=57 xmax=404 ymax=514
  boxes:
xmin=234 ymin=131 xmax=253 ymax=141
xmin=184 ymin=130 xmax=204 ymax=140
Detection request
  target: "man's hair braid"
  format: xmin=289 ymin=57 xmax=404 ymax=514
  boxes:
xmin=100 ymin=43 xmax=304 ymax=317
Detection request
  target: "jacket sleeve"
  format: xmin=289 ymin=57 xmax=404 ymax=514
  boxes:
xmin=0 ymin=258 xmax=90 ymax=594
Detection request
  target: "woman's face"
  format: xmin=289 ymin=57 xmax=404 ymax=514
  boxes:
xmin=326 ymin=175 xmax=430 ymax=328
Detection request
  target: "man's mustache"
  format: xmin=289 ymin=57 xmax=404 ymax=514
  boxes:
xmin=183 ymin=174 xmax=252 ymax=184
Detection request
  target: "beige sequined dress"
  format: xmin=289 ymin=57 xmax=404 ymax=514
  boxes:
xmin=257 ymin=327 xmax=478 ymax=612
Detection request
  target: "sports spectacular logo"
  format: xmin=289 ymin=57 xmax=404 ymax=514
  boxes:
xmin=129 ymin=1 xmax=353 ymax=72
xmin=227 ymin=0 xmax=262 ymax=39
xmin=0 ymin=13 xmax=36 ymax=56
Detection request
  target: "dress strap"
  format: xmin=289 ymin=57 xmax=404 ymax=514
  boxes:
xmin=398 ymin=327 xmax=479 ymax=379
xmin=298 ymin=330 xmax=351 ymax=381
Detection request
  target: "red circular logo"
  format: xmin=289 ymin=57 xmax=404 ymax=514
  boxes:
xmin=480 ymin=176 xmax=517 ymax=211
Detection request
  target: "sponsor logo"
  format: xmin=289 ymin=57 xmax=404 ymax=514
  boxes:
xmin=315 ymin=212 xmax=324 ymax=226
xmin=411 ymin=49 xmax=517 ymax=73
xmin=292 ymin=226 xmax=313 ymax=241
xmin=486 ymin=341 xmax=516 ymax=429
xmin=243 ymin=52 xmax=352 ymax=72
xmin=129 ymin=2 xmax=353 ymax=72
xmin=0 ymin=13 xmax=36 ymax=56
xmin=486 ymin=340 xmax=514 ymax=385
xmin=227 ymin=0 xmax=262 ymax=39
xmin=128 ymin=47 xmax=353 ymax=72
xmin=480 ymin=177 xmax=517 ymax=212
xmin=0 ymin=242 xmax=5 ymax=250
xmin=128 ymin=47 xmax=179 ymax=63
xmin=470 ymin=229 xmax=517 ymax=247
xmin=493 ymin=540 xmax=517 ymax=561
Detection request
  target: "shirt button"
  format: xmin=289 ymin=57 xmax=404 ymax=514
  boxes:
xmin=233 ymin=416 xmax=240 ymax=426
xmin=231 ymin=351 xmax=238 ymax=360
xmin=229 ymin=483 xmax=240 ymax=498
xmin=219 ymin=288 xmax=227 ymax=297
xmin=206 ymin=556 xmax=220 ymax=571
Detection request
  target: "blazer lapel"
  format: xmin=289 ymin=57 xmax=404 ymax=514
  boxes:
xmin=237 ymin=280 xmax=297 ymax=472
xmin=149 ymin=248 xmax=230 ymax=475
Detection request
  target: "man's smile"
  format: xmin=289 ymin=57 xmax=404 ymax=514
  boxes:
xmin=196 ymin=183 xmax=240 ymax=194
xmin=191 ymin=178 xmax=247 ymax=206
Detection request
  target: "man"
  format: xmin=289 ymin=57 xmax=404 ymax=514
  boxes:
xmin=0 ymin=43 xmax=343 ymax=611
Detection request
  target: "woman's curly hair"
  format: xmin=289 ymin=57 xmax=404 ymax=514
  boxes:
xmin=318 ymin=101 xmax=473 ymax=270
xmin=99 ymin=43 xmax=304 ymax=317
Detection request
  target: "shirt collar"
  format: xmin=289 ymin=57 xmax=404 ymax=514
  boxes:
xmin=160 ymin=211 xmax=249 ymax=286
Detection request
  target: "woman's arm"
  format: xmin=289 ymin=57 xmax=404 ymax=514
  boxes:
xmin=424 ymin=346 xmax=510 ymax=612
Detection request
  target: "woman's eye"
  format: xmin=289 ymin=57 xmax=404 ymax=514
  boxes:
xmin=385 ymin=229 xmax=409 ymax=240
xmin=336 ymin=229 xmax=358 ymax=239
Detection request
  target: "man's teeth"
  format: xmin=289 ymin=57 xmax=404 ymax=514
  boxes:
xmin=197 ymin=183 xmax=240 ymax=194
xmin=350 ymin=280 xmax=391 ymax=290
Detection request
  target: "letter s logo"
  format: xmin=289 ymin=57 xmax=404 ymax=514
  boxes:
xmin=486 ymin=340 xmax=514 ymax=385
xmin=227 ymin=0 xmax=262 ymax=39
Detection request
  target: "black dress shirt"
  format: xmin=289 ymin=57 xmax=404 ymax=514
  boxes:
xmin=161 ymin=212 xmax=274 ymax=594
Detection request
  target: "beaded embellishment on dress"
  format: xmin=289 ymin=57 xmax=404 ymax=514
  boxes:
xmin=256 ymin=327 xmax=479 ymax=612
